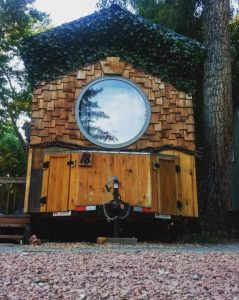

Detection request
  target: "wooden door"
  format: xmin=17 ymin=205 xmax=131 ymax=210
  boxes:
xmin=41 ymin=153 xmax=71 ymax=212
xmin=157 ymin=158 xmax=178 ymax=215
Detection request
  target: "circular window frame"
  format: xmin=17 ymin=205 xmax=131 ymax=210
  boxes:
xmin=75 ymin=76 xmax=151 ymax=149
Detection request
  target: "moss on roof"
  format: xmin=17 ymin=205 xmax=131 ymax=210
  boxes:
xmin=20 ymin=4 xmax=206 ymax=93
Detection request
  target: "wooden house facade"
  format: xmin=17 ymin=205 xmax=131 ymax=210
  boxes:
xmin=21 ymin=5 xmax=205 ymax=222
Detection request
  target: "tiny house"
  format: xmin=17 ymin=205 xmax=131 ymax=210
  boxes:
xmin=21 ymin=5 xmax=205 ymax=234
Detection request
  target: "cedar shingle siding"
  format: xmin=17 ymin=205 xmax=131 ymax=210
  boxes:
xmin=30 ymin=57 xmax=195 ymax=151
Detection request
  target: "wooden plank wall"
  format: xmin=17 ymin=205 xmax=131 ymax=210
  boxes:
xmin=69 ymin=153 xmax=152 ymax=209
xmin=41 ymin=153 xmax=72 ymax=212
xmin=41 ymin=152 xmax=152 ymax=212
xmin=46 ymin=154 xmax=71 ymax=212
xmin=40 ymin=150 xmax=198 ymax=217
xmin=157 ymin=150 xmax=198 ymax=217
xmin=157 ymin=159 xmax=177 ymax=215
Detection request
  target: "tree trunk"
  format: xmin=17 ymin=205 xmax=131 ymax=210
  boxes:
xmin=201 ymin=0 xmax=233 ymax=231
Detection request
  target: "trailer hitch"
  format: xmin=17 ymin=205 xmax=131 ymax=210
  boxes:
xmin=103 ymin=176 xmax=130 ymax=237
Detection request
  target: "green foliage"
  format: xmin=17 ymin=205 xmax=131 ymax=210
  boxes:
xmin=137 ymin=0 xmax=203 ymax=40
xmin=0 ymin=123 xmax=26 ymax=176
xmin=0 ymin=58 xmax=32 ymax=123
xmin=97 ymin=0 xmax=203 ymax=40
xmin=96 ymin=0 xmax=134 ymax=9
xmin=0 ymin=0 xmax=50 ymax=126
xmin=0 ymin=0 xmax=50 ymax=51
xmin=20 ymin=5 xmax=205 ymax=93
xmin=0 ymin=0 xmax=50 ymax=176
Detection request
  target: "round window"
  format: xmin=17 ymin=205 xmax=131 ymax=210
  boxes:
xmin=75 ymin=77 xmax=151 ymax=148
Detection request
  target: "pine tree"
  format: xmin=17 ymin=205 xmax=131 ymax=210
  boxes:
xmin=79 ymin=87 xmax=117 ymax=143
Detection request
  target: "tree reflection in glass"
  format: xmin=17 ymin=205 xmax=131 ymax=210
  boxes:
xmin=79 ymin=87 xmax=117 ymax=142
xmin=77 ymin=78 xmax=150 ymax=147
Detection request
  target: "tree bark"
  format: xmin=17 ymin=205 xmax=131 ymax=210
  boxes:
xmin=202 ymin=0 xmax=233 ymax=231
xmin=0 ymin=67 xmax=27 ymax=152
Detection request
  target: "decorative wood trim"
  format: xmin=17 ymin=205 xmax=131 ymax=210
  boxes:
xmin=29 ymin=141 xmax=196 ymax=156
xmin=99 ymin=57 xmax=126 ymax=74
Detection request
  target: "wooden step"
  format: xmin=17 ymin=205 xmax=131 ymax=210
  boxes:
xmin=0 ymin=216 xmax=30 ymax=242
xmin=0 ymin=224 xmax=26 ymax=228
xmin=0 ymin=216 xmax=30 ymax=225
xmin=0 ymin=235 xmax=23 ymax=239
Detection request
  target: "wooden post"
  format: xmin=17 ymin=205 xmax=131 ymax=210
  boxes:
xmin=24 ymin=149 xmax=33 ymax=213
xmin=6 ymin=184 xmax=10 ymax=214
xmin=13 ymin=184 xmax=17 ymax=213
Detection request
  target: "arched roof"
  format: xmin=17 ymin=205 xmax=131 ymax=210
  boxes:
xmin=20 ymin=4 xmax=205 ymax=92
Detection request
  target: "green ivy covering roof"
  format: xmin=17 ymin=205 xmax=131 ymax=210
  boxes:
xmin=20 ymin=4 xmax=206 ymax=93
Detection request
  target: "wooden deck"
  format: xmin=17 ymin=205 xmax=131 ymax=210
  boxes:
xmin=0 ymin=215 xmax=30 ymax=241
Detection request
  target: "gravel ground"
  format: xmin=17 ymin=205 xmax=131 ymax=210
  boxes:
xmin=0 ymin=242 xmax=239 ymax=300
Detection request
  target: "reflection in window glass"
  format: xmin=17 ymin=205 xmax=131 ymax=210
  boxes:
xmin=76 ymin=77 xmax=150 ymax=148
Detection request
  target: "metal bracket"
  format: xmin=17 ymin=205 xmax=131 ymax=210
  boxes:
xmin=40 ymin=196 xmax=47 ymax=205
xmin=153 ymin=162 xmax=160 ymax=170
xmin=43 ymin=161 xmax=49 ymax=170
xmin=67 ymin=160 xmax=76 ymax=167
xmin=176 ymin=200 xmax=183 ymax=209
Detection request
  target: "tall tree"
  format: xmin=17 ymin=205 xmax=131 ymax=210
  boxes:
xmin=97 ymin=0 xmax=234 ymax=230
xmin=97 ymin=0 xmax=203 ymax=40
xmin=199 ymin=0 xmax=233 ymax=230
xmin=0 ymin=0 xmax=50 ymax=151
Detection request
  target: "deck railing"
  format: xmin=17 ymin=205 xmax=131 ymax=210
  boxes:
xmin=0 ymin=177 xmax=26 ymax=215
